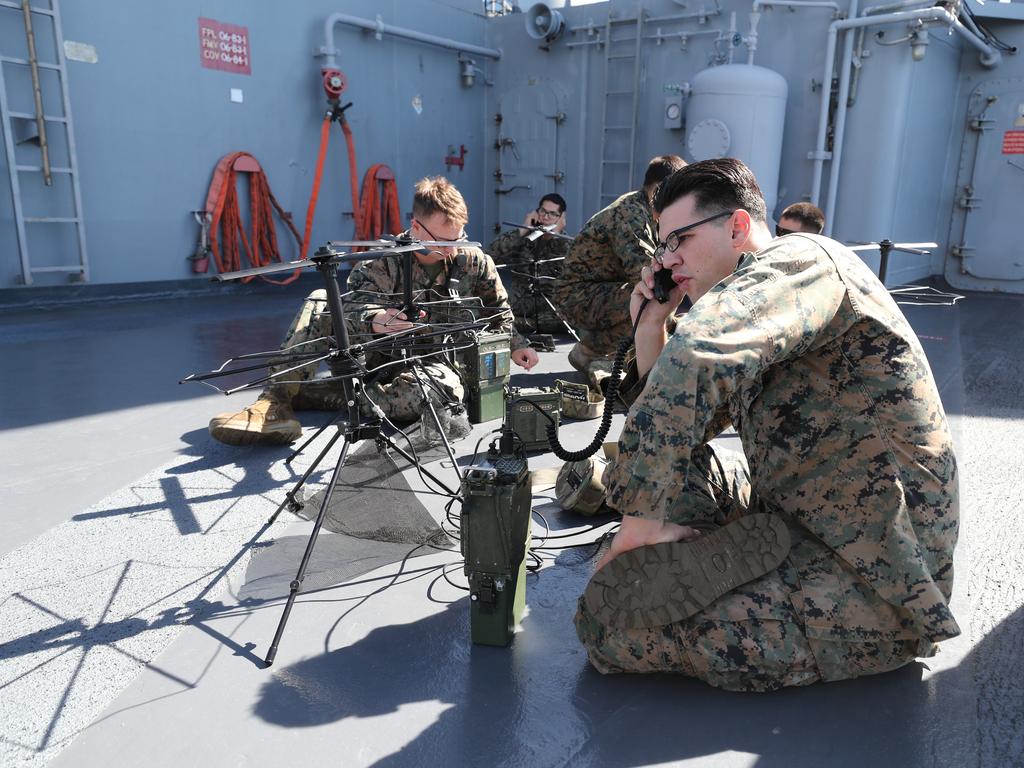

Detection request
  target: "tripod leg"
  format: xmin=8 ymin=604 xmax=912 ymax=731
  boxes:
xmin=408 ymin=362 xmax=461 ymax=482
xmin=539 ymin=293 xmax=580 ymax=342
xmin=285 ymin=412 xmax=341 ymax=464
xmin=265 ymin=436 xmax=352 ymax=667
xmin=268 ymin=427 xmax=343 ymax=525
xmin=379 ymin=432 xmax=457 ymax=496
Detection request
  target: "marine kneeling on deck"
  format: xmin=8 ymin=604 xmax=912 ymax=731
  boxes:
xmin=575 ymin=158 xmax=959 ymax=692
xmin=208 ymin=176 xmax=538 ymax=446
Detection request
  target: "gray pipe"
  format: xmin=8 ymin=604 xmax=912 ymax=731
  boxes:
xmin=948 ymin=15 xmax=1002 ymax=65
xmin=569 ymin=8 xmax=719 ymax=34
xmin=752 ymin=0 xmax=842 ymax=13
xmin=822 ymin=0 xmax=860 ymax=235
xmin=862 ymin=0 xmax=933 ymax=15
xmin=320 ymin=13 xmax=501 ymax=68
xmin=810 ymin=5 xmax=999 ymax=218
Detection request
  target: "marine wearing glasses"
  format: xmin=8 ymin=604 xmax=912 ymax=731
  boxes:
xmin=486 ymin=193 xmax=570 ymax=335
xmin=652 ymin=210 xmax=733 ymax=265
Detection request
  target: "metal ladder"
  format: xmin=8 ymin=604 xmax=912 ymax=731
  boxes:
xmin=598 ymin=12 xmax=645 ymax=207
xmin=0 ymin=0 xmax=88 ymax=285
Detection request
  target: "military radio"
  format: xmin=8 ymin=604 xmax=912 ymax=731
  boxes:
xmin=460 ymin=416 xmax=532 ymax=647
xmin=507 ymin=386 xmax=560 ymax=451
xmin=461 ymin=331 xmax=511 ymax=423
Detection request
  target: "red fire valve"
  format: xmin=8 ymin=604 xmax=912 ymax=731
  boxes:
xmin=321 ymin=68 xmax=347 ymax=100
xmin=444 ymin=144 xmax=468 ymax=172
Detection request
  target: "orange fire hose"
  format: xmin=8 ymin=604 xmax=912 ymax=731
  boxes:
xmin=205 ymin=151 xmax=303 ymax=284
xmin=356 ymin=163 xmax=402 ymax=242
xmin=300 ymin=112 xmax=367 ymax=258
xmin=300 ymin=116 xmax=333 ymax=262
xmin=340 ymin=119 xmax=363 ymax=239
xmin=301 ymin=110 xmax=402 ymax=256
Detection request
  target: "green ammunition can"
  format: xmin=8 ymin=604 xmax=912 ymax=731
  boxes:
xmin=509 ymin=386 xmax=561 ymax=451
xmin=460 ymin=452 xmax=532 ymax=647
xmin=462 ymin=332 xmax=511 ymax=424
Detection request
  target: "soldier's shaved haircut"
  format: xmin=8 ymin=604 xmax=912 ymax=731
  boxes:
xmin=654 ymin=158 xmax=767 ymax=223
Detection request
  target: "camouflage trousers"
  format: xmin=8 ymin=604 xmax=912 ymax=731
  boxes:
xmin=267 ymin=289 xmax=463 ymax=422
xmin=575 ymin=444 xmax=924 ymax=692
xmin=575 ymin=317 xmax=634 ymax=358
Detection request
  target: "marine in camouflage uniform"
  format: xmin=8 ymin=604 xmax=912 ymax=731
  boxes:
xmin=552 ymin=189 xmax=657 ymax=355
xmin=576 ymin=160 xmax=958 ymax=692
xmin=487 ymin=228 xmax=569 ymax=335
xmin=267 ymin=234 xmax=530 ymax=422
xmin=209 ymin=175 xmax=538 ymax=446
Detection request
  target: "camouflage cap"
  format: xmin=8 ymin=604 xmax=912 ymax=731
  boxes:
xmin=557 ymin=379 xmax=605 ymax=420
xmin=555 ymin=455 xmax=609 ymax=516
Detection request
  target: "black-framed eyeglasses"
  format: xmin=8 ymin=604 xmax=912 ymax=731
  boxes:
xmin=414 ymin=218 xmax=467 ymax=244
xmin=535 ymin=206 xmax=562 ymax=220
xmin=652 ymin=210 xmax=733 ymax=264
xmin=775 ymin=225 xmax=796 ymax=237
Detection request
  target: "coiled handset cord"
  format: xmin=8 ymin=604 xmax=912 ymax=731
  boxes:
xmin=545 ymin=296 xmax=653 ymax=462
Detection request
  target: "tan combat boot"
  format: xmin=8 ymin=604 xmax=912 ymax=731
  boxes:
xmin=568 ymin=342 xmax=616 ymax=392
xmin=208 ymin=397 xmax=301 ymax=446
xmin=567 ymin=341 xmax=603 ymax=374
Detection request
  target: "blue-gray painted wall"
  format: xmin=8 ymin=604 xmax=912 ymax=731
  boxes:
xmin=2 ymin=0 xmax=1022 ymax=291
xmin=483 ymin=0 xmax=1023 ymax=290
xmin=0 ymin=0 xmax=491 ymax=287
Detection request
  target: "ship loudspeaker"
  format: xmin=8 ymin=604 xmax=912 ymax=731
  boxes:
xmin=525 ymin=3 xmax=565 ymax=43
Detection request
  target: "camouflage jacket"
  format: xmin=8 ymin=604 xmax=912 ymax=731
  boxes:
xmin=488 ymin=229 xmax=569 ymax=274
xmin=552 ymin=190 xmax=657 ymax=353
xmin=606 ymin=234 xmax=960 ymax=645
xmin=345 ymin=236 xmax=529 ymax=357
xmin=488 ymin=229 xmax=569 ymax=333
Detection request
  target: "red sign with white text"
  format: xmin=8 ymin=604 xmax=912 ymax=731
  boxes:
xmin=198 ymin=18 xmax=251 ymax=75
xmin=1002 ymin=130 xmax=1024 ymax=155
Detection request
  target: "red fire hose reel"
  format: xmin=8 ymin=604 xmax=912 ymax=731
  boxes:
xmin=321 ymin=68 xmax=347 ymax=100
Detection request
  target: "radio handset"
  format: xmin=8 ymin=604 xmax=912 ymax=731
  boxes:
xmin=546 ymin=269 xmax=673 ymax=463
xmin=652 ymin=267 xmax=676 ymax=304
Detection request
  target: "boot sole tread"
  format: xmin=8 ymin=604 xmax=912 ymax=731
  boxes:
xmin=583 ymin=512 xmax=790 ymax=629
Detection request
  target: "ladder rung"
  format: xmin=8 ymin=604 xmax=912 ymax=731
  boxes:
xmin=24 ymin=216 xmax=79 ymax=223
xmin=607 ymin=54 xmax=636 ymax=61
xmin=9 ymin=110 xmax=67 ymax=123
xmin=605 ymin=90 xmax=633 ymax=96
xmin=604 ymin=125 xmax=630 ymax=131
xmin=0 ymin=55 xmax=61 ymax=71
xmin=17 ymin=165 xmax=73 ymax=173
xmin=30 ymin=266 xmax=85 ymax=273
xmin=601 ymin=160 xmax=629 ymax=165
xmin=0 ymin=1 xmax=55 ymax=16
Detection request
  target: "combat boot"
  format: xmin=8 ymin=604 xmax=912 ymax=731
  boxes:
xmin=568 ymin=342 xmax=616 ymax=391
xmin=567 ymin=341 xmax=605 ymax=375
xmin=583 ymin=513 xmax=791 ymax=629
xmin=209 ymin=396 xmax=301 ymax=446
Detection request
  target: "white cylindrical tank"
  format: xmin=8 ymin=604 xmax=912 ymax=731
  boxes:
xmin=685 ymin=64 xmax=787 ymax=215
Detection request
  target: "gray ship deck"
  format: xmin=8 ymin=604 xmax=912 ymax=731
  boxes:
xmin=1 ymin=282 xmax=1021 ymax=768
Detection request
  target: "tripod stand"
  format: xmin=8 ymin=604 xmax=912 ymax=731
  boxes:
xmin=185 ymin=237 xmax=491 ymax=666
xmin=495 ymin=221 xmax=579 ymax=349
xmin=507 ymin=253 xmax=579 ymax=349
xmin=263 ymin=246 xmax=484 ymax=665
